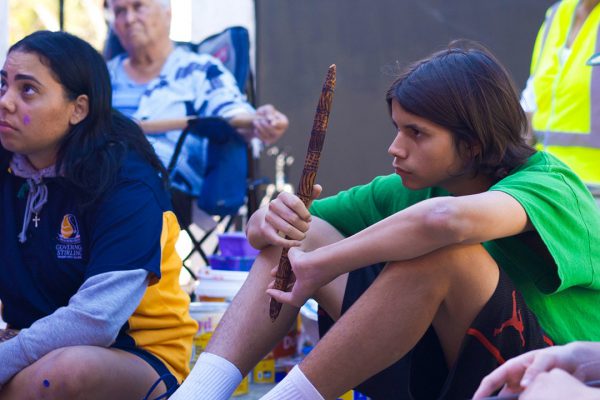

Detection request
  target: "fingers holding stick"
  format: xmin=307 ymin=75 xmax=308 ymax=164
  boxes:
xmin=269 ymin=64 xmax=336 ymax=322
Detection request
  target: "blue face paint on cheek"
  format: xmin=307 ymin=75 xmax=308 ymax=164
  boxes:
xmin=23 ymin=115 xmax=31 ymax=125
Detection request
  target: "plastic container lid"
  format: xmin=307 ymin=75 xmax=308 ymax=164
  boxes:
xmin=208 ymin=254 xmax=255 ymax=271
xmin=196 ymin=268 xmax=248 ymax=281
xmin=189 ymin=301 xmax=229 ymax=314
xmin=195 ymin=268 xmax=249 ymax=300
xmin=218 ymin=232 xmax=259 ymax=257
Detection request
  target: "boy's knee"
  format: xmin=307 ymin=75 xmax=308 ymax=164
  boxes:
xmin=433 ymin=244 xmax=499 ymax=290
xmin=383 ymin=243 xmax=498 ymax=294
xmin=300 ymin=217 xmax=344 ymax=252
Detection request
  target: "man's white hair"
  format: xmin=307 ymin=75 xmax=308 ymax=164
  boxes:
xmin=108 ymin=0 xmax=171 ymax=10
xmin=154 ymin=0 xmax=171 ymax=8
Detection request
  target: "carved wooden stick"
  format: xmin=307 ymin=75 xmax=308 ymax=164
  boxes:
xmin=270 ymin=64 xmax=336 ymax=322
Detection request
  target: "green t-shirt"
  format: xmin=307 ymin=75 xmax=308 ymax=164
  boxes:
xmin=310 ymin=152 xmax=600 ymax=344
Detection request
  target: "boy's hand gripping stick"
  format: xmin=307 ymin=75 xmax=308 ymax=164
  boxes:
xmin=269 ymin=64 xmax=336 ymax=322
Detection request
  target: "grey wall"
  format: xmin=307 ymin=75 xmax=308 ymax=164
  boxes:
xmin=255 ymin=0 xmax=555 ymax=197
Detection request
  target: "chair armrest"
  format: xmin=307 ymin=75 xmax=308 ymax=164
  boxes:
xmin=166 ymin=117 xmax=243 ymax=174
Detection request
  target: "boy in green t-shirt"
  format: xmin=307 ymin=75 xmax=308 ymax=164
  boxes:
xmin=171 ymin=44 xmax=600 ymax=400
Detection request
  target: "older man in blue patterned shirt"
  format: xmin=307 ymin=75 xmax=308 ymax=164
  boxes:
xmin=107 ymin=0 xmax=288 ymax=195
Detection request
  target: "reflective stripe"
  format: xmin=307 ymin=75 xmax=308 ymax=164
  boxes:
xmin=587 ymin=184 xmax=600 ymax=197
xmin=538 ymin=3 xmax=560 ymax=59
xmin=531 ymin=3 xmax=560 ymax=76
xmin=534 ymin=130 xmax=600 ymax=148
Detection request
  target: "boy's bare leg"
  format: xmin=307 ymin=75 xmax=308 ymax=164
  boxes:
xmin=299 ymin=243 xmax=500 ymax=399
xmin=206 ymin=218 xmax=347 ymax=375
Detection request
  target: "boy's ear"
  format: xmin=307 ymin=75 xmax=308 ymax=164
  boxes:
xmin=69 ymin=94 xmax=89 ymax=125
xmin=470 ymin=142 xmax=482 ymax=157
xmin=461 ymin=140 xmax=481 ymax=159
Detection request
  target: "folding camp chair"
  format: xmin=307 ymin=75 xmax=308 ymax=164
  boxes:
xmin=168 ymin=117 xmax=250 ymax=266
xmin=167 ymin=26 xmax=263 ymax=266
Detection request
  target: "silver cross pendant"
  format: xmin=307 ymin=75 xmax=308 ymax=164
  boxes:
xmin=32 ymin=213 xmax=40 ymax=228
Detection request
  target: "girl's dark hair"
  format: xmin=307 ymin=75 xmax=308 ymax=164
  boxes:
xmin=1 ymin=30 xmax=167 ymax=207
xmin=386 ymin=41 xmax=534 ymax=181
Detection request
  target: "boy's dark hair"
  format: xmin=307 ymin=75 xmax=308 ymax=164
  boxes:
xmin=1 ymin=30 xmax=167 ymax=207
xmin=386 ymin=41 xmax=534 ymax=181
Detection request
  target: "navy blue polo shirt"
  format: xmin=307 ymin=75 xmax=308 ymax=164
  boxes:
xmin=0 ymin=152 xmax=170 ymax=329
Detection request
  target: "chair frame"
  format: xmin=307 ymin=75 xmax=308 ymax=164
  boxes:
xmin=167 ymin=117 xmax=243 ymax=265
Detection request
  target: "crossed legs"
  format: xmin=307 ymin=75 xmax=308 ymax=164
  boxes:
xmin=200 ymin=217 xmax=500 ymax=399
xmin=300 ymin=242 xmax=499 ymax=399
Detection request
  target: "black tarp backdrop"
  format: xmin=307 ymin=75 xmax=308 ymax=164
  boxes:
xmin=255 ymin=0 xmax=556 ymax=197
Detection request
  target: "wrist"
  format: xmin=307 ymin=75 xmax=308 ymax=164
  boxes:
xmin=575 ymin=359 xmax=600 ymax=382
xmin=569 ymin=342 xmax=595 ymax=366
xmin=246 ymin=211 xmax=266 ymax=249
xmin=579 ymin=384 xmax=600 ymax=400
xmin=568 ymin=342 xmax=600 ymax=381
xmin=309 ymin=245 xmax=342 ymax=281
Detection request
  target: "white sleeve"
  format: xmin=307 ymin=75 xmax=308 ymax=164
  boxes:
xmin=195 ymin=57 xmax=255 ymax=120
xmin=0 ymin=269 xmax=149 ymax=386
xmin=520 ymin=76 xmax=537 ymax=114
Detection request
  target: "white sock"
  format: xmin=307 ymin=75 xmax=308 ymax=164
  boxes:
xmin=169 ymin=352 xmax=243 ymax=400
xmin=260 ymin=365 xmax=325 ymax=400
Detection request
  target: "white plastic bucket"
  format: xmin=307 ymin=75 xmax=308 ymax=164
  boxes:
xmin=189 ymin=301 xmax=229 ymax=366
xmin=188 ymin=301 xmax=249 ymax=396
xmin=195 ymin=269 xmax=248 ymax=301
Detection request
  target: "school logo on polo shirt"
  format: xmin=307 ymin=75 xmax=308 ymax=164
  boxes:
xmin=56 ymin=214 xmax=82 ymax=259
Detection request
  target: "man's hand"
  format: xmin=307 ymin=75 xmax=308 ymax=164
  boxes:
xmin=251 ymin=104 xmax=289 ymax=145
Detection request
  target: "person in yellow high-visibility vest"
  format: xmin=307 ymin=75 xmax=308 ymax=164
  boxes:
xmin=521 ymin=0 xmax=600 ymax=203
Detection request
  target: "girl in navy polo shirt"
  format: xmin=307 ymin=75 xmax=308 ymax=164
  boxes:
xmin=0 ymin=30 xmax=196 ymax=399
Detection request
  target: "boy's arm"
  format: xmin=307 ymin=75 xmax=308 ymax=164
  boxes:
xmin=307 ymin=191 xmax=530 ymax=276
xmin=268 ymin=191 xmax=530 ymax=306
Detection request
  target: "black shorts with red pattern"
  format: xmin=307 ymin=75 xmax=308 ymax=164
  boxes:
xmin=318 ymin=264 xmax=553 ymax=400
